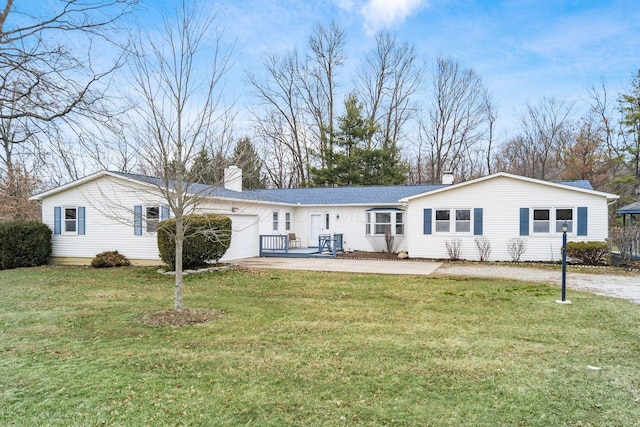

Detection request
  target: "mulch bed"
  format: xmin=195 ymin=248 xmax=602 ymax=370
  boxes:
xmin=337 ymin=252 xmax=402 ymax=260
xmin=139 ymin=307 xmax=224 ymax=327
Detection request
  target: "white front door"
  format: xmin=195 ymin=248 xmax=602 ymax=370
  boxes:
xmin=309 ymin=214 xmax=322 ymax=247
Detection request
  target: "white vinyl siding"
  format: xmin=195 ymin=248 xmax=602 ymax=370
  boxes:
xmin=406 ymin=175 xmax=611 ymax=262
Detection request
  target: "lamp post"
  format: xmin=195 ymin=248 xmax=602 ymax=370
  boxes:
xmin=556 ymin=221 xmax=571 ymax=304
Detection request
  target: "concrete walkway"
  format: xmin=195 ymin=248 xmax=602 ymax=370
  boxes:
xmin=234 ymin=257 xmax=640 ymax=304
xmin=234 ymin=257 xmax=442 ymax=275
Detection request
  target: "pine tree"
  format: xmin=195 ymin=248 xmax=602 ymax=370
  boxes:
xmin=232 ymin=137 xmax=267 ymax=189
xmin=619 ymin=70 xmax=640 ymax=181
xmin=189 ymin=149 xmax=228 ymax=185
xmin=312 ymin=94 xmax=407 ymax=186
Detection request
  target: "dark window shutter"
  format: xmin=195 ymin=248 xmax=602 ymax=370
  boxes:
xmin=134 ymin=205 xmax=143 ymax=236
xmin=423 ymin=209 xmax=432 ymax=235
xmin=519 ymin=208 xmax=529 ymax=236
xmin=474 ymin=208 xmax=483 ymax=235
xmin=577 ymin=207 xmax=588 ymax=236
xmin=78 ymin=206 xmax=86 ymax=235
xmin=54 ymin=207 xmax=61 ymax=235
xmin=161 ymin=204 xmax=170 ymax=221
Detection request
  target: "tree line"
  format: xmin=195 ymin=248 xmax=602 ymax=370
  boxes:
xmin=1 ymin=0 xmax=640 ymax=223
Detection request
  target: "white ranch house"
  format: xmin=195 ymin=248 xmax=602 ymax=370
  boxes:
xmin=31 ymin=167 xmax=618 ymax=265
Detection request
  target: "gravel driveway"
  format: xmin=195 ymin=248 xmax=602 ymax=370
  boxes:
xmin=435 ymin=264 xmax=640 ymax=304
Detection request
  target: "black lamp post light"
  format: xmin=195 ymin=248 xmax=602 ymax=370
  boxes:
xmin=556 ymin=221 xmax=572 ymax=305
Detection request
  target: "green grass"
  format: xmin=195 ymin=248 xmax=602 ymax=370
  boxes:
xmin=1 ymin=266 xmax=639 ymax=426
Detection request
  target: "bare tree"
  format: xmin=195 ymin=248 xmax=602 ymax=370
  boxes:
xmin=561 ymin=117 xmax=612 ymax=190
xmin=418 ymin=58 xmax=487 ymax=183
xmin=494 ymin=97 xmax=574 ymax=180
xmin=0 ymin=0 xmax=135 ymax=184
xmin=356 ymin=30 xmax=424 ymax=151
xmin=482 ymin=89 xmax=498 ymax=175
xmin=249 ymin=52 xmax=311 ymax=187
xmin=126 ymin=1 xmax=234 ymax=312
xmin=518 ymin=97 xmax=574 ymax=180
xmin=300 ymin=21 xmax=345 ymax=168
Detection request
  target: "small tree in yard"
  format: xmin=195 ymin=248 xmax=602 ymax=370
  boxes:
xmin=126 ymin=1 xmax=234 ymax=312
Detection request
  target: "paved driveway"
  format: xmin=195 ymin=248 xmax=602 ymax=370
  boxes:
xmin=234 ymin=257 xmax=640 ymax=304
xmin=235 ymin=257 xmax=442 ymax=275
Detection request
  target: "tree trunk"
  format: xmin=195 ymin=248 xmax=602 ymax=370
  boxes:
xmin=174 ymin=215 xmax=184 ymax=312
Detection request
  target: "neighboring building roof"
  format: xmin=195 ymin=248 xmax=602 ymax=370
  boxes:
xmin=553 ymin=180 xmax=593 ymax=190
xmin=31 ymin=170 xmax=617 ymax=206
xmin=615 ymin=201 xmax=640 ymax=215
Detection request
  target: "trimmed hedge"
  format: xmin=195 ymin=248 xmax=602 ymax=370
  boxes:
xmin=0 ymin=221 xmax=52 ymax=270
xmin=157 ymin=214 xmax=232 ymax=270
xmin=91 ymin=250 xmax=131 ymax=268
xmin=566 ymin=241 xmax=609 ymax=266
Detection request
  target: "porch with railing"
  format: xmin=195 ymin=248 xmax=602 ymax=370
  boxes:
xmin=259 ymin=233 xmax=344 ymax=258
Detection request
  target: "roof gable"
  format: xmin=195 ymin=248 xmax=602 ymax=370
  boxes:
xmin=399 ymin=172 xmax=618 ymax=202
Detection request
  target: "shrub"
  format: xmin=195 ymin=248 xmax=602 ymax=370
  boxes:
xmin=474 ymin=236 xmax=491 ymax=261
xmin=157 ymin=214 xmax=232 ymax=270
xmin=0 ymin=221 xmax=51 ymax=270
xmin=91 ymin=250 xmax=130 ymax=268
xmin=566 ymin=241 xmax=609 ymax=266
xmin=507 ymin=238 xmax=527 ymax=262
xmin=445 ymin=238 xmax=463 ymax=260
xmin=608 ymin=226 xmax=640 ymax=264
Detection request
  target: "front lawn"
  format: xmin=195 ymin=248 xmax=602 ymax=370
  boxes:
xmin=1 ymin=266 xmax=638 ymax=426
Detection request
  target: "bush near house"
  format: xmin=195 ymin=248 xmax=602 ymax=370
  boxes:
xmin=566 ymin=241 xmax=609 ymax=266
xmin=0 ymin=220 xmax=51 ymax=270
xmin=91 ymin=250 xmax=131 ymax=268
xmin=157 ymin=214 xmax=232 ymax=270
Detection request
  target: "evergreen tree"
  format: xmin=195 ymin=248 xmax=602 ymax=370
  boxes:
xmin=618 ymin=70 xmax=640 ymax=184
xmin=189 ymin=149 xmax=228 ymax=185
xmin=312 ymin=94 xmax=407 ymax=186
xmin=232 ymin=137 xmax=267 ymax=189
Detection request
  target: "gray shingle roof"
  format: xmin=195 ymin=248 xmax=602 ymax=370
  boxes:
xmin=615 ymin=201 xmax=640 ymax=214
xmin=110 ymin=171 xmax=597 ymax=206
xmin=554 ymin=180 xmax=593 ymax=190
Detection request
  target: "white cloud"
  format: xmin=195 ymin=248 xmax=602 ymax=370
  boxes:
xmin=361 ymin=0 xmax=427 ymax=33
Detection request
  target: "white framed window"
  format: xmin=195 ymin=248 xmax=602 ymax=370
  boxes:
xmin=366 ymin=210 xmax=405 ymax=236
xmin=533 ymin=209 xmax=550 ymax=233
xmin=374 ymin=212 xmax=391 ymax=235
xmin=455 ymin=209 xmax=471 ymax=233
xmin=325 ymin=213 xmax=330 ymax=229
xmin=435 ymin=209 xmax=450 ymax=233
xmin=64 ymin=207 xmax=77 ymax=233
xmin=272 ymin=212 xmax=278 ymax=231
xmin=285 ymin=213 xmax=291 ymax=231
xmin=145 ymin=206 xmax=160 ymax=233
xmin=395 ymin=212 xmax=404 ymax=235
xmin=555 ymin=208 xmax=573 ymax=233
xmin=366 ymin=212 xmax=371 ymax=235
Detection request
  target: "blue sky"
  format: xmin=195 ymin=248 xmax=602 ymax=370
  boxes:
xmin=204 ymin=0 xmax=639 ymax=137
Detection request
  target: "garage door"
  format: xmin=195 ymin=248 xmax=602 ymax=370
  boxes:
xmin=220 ymin=215 xmax=259 ymax=262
